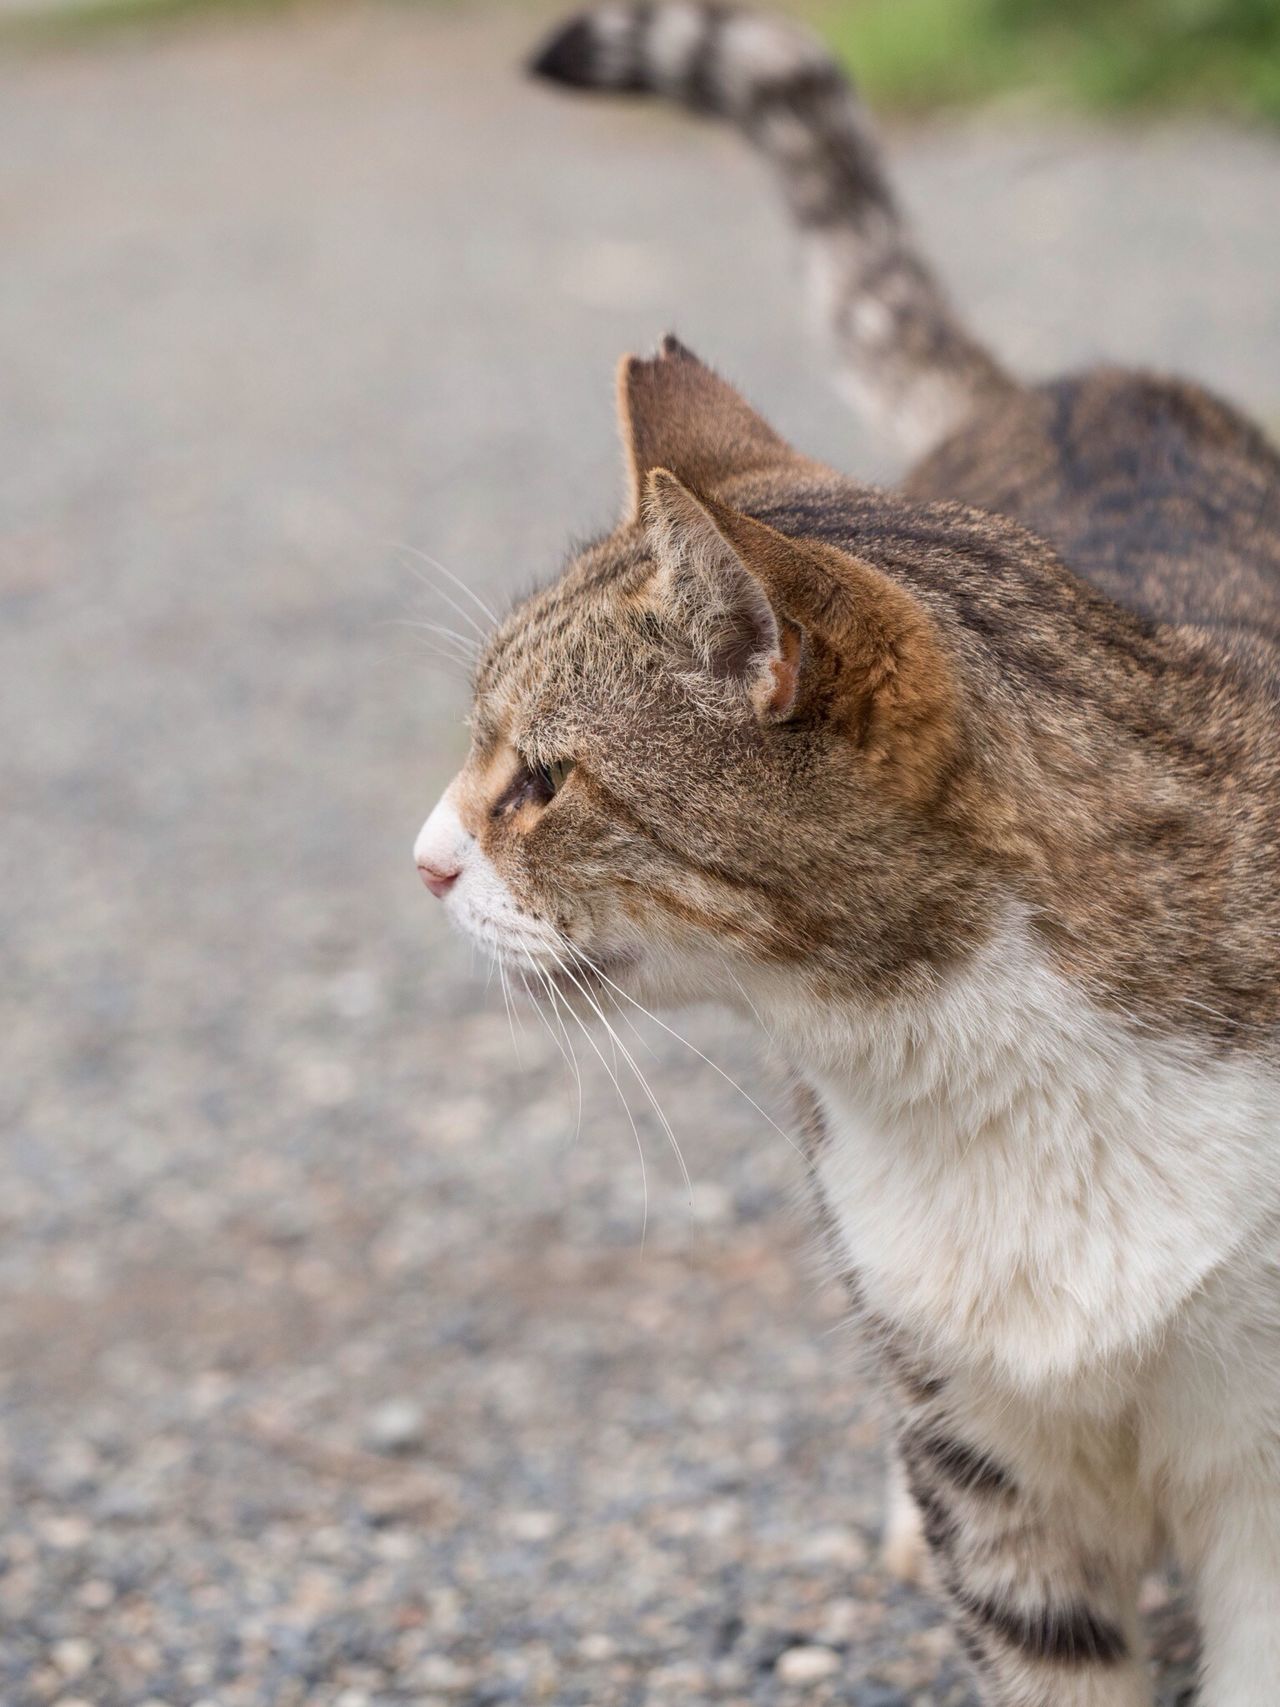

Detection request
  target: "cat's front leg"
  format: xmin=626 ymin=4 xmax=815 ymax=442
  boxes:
xmin=1173 ymin=1463 xmax=1280 ymax=1707
xmin=896 ymin=1418 xmax=1155 ymax=1707
xmin=881 ymin=1441 xmax=929 ymax=1586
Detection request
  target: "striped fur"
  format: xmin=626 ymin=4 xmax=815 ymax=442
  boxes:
xmin=531 ymin=1 xmax=1012 ymax=454
xmin=801 ymin=1078 xmax=1159 ymax=1707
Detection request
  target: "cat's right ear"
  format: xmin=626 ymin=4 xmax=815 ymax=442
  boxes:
xmin=617 ymin=336 xmax=804 ymax=521
xmin=643 ymin=468 xmax=801 ymax=722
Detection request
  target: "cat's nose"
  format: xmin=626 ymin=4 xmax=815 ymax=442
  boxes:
xmin=418 ymin=858 xmax=459 ymax=900
xmin=415 ymin=789 xmax=469 ymax=899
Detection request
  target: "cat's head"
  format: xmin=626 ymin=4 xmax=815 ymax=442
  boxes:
xmin=416 ymin=338 xmax=993 ymax=1023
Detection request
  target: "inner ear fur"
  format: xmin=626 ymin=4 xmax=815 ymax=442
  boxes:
xmin=648 ymin=472 xmax=962 ymax=796
xmin=644 ymin=468 xmax=800 ymax=721
xmin=618 ymin=335 xmax=807 ymax=520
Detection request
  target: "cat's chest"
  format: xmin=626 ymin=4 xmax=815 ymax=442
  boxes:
xmin=798 ymin=943 xmax=1280 ymax=1393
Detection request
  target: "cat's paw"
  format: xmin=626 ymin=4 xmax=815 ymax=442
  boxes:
xmin=881 ymin=1457 xmax=929 ymax=1586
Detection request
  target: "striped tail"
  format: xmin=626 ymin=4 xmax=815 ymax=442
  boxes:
xmin=530 ymin=3 xmax=1014 ymax=458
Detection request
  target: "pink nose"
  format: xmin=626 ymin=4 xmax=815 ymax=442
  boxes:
xmin=418 ymin=859 xmax=459 ymax=900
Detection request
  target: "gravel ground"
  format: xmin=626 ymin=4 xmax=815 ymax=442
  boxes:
xmin=3 ymin=7 xmax=1277 ymax=1703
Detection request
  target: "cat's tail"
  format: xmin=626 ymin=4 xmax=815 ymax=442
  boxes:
xmin=530 ymin=3 xmax=1014 ymax=457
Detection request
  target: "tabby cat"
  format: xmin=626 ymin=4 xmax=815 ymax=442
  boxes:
xmin=414 ymin=8 xmax=1280 ymax=1702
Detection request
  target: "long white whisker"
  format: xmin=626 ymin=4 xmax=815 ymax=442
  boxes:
xmin=395 ymin=543 xmax=498 ymax=628
xmin=411 ymin=653 xmax=472 ymax=683
xmin=384 ymin=615 xmax=478 ymax=649
xmin=571 ymin=945 xmax=807 ymax=1165
xmin=402 ymin=544 xmax=499 ymax=626
xmin=497 ymin=957 xmax=523 ymax=1067
xmin=395 ymin=634 xmax=475 ymax=676
xmin=396 ymin=552 xmax=490 ymax=643
xmin=543 ymin=975 xmax=585 ymax=1143
xmin=542 ymin=940 xmax=694 ymax=1209
xmin=542 ymin=960 xmax=650 ymax=1248
xmin=526 ymin=966 xmax=580 ymax=1116
xmin=726 ymin=966 xmax=775 ymax=1043
xmin=386 ymin=618 xmax=479 ymax=662
xmin=598 ymin=981 xmax=659 ymax=1059
xmin=390 ymin=626 xmax=474 ymax=676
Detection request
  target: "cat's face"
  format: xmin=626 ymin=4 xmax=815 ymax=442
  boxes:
xmin=416 ymin=341 xmax=988 ymax=1019
xmin=417 ymin=516 xmax=810 ymax=1012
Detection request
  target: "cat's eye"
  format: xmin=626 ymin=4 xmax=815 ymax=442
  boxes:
xmin=495 ymin=754 xmax=576 ymax=818
xmin=529 ymin=755 xmax=575 ymax=802
xmin=544 ymin=757 xmax=575 ymax=794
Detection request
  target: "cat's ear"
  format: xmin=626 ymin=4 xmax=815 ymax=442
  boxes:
xmin=644 ymin=468 xmax=801 ymax=721
xmin=617 ymin=336 xmax=803 ymax=521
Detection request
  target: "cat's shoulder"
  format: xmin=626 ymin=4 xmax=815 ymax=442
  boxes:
xmin=907 ymin=366 xmax=1280 ymax=654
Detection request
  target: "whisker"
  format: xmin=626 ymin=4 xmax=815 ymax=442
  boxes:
xmin=542 ymin=973 xmax=585 ymax=1144
xmin=541 ymin=961 xmax=650 ymax=1249
xmin=412 ymin=654 xmax=472 ymax=684
xmin=396 ymin=552 xmax=490 ymax=644
xmin=390 ymin=628 xmax=474 ymax=679
xmin=542 ymin=938 xmax=694 ymax=1210
xmin=400 ymin=544 xmax=499 ymax=626
xmin=526 ymin=966 xmax=581 ymax=1117
xmin=395 ymin=543 xmax=498 ymax=629
xmin=601 ymin=983 xmax=660 ymax=1060
xmin=497 ymin=957 xmax=524 ymax=1067
xmin=385 ymin=614 xmax=478 ymax=647
xmin=385 ymin=618 xmax=479 ymax=660
xmin=726 ymin=966 xmax=776 ymax=1043
xmin=569 ymin=942 xmax=807 ymax=1166
xmin=395 ymin=631 xmax=475 ymax=672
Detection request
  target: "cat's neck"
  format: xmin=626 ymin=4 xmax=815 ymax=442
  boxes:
xmin=769 ymin=914 xmax=1094 ymax=1139
xmin=762 ymin=915 xmax=1280 ymax=1392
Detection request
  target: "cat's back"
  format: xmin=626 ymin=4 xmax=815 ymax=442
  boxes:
xmin=907 ymin=369 xmax=1280 ymax=656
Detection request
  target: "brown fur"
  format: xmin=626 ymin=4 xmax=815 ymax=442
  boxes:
xmin=465 ymin=335 xmax=1280 ymax=1051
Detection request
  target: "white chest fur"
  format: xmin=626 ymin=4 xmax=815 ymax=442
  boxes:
xmin=777 ymin=925 xmax=1280 ymax=1400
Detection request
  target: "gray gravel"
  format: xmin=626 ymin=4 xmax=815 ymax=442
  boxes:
xmin=3 ymin=7 xmax=1276 ymax=1703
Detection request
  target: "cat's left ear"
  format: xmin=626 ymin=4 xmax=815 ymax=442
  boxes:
xmin=617 ymin=336 xmax=807 ymax=522
xmin=644 ymin=468 xmax=802 ymax=722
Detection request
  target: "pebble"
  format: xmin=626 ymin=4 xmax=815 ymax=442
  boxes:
xmin=51 ymin=1639 xmax=95 ymax=1678
xmin=775 ymin=1644 xmax=842 ymax=1684
xmin=363 ymin=1400 xmax=426 ymax=1455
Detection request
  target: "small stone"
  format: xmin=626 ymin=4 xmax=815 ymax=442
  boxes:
xmin=816 ymin=1598 xmax=864 ymax=1644
xmin=413 ymin=1656 xmax=476 ymax=1690
xmin=297 ymin=1057 xmax=355 ymax=1106
xmin=576 ymin=1633 xmax=616 ymax=1661
xmin=52 ymin=1639 xmax=94 ymax=1678
xmin=506 ymin=1508 xmax=559 ymax=1542
xmin=76 ymin=1578 xmax=116 ymax=1610
xmin=41 ymin=1516 xmax=90 ymax=1550
xmin=364 ymin=1398 xmax=426 ymax=1454
xmin=799 ymin=1525 xmax=869 ymax=1568
xmin=776 ymin=1644 xmax=841 ymax=1684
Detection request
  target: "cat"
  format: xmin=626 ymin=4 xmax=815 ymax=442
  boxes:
xmin=414 ymin=7 xmax=1280 ymax=1703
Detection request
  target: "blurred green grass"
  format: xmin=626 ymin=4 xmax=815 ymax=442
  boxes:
xmin=6 ymin=0 xmax=1280 ymax=129
xmin=817 ymin=0 xmax=1280 ymax=123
